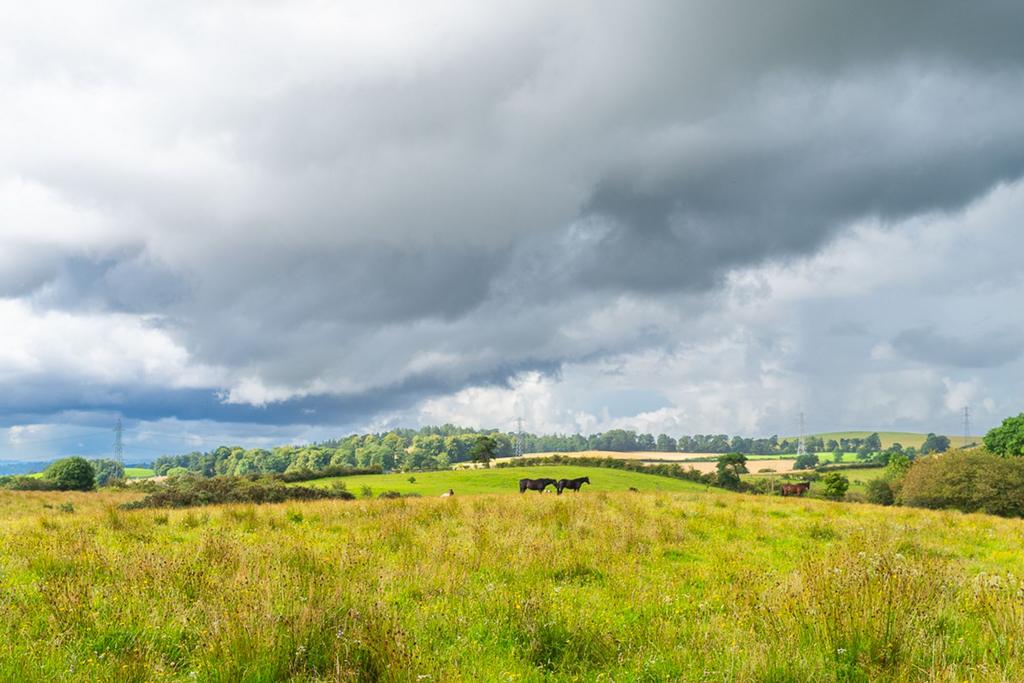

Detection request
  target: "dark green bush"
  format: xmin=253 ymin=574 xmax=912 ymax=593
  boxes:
xmin=865 ymin=478 xmax=895 ymax=506
xmin=275 ymin=465 xmax=381 ymax=483
xmin=121 ymin=475 xmax=355 ymax=509
xmin=43 ymin=457 xmax=95 ymax=491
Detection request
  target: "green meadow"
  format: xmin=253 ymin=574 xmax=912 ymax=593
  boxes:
xmin=299 ymin=466 xmax=707 ymax=496
xmin=124 ymin=467 xmax=156 ymax=479
xmin=1 ymin=479 xmax=1023 ymax=681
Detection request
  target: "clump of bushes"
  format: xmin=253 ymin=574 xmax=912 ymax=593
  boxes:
xmin=0 ymin=475 xmax=59 ymax=491
xmin=898 ymin=450 xmax=1024 ymax=517
xmin=90 ymin=458 xmax=125 ymax=486
xmin=121 ymin=475 xmax=355 ymax=509
xmin=275 ymin=465 xmax=382 ymax=483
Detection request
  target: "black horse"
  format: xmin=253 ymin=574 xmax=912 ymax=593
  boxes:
xmin=519 ymin=478 xmax=558 ymax=494
xmin=556 ymin=476 xmax=590 ymax=494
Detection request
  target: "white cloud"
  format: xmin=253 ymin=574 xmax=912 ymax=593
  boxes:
xmin=0 ymin=299 xmax=220 ymax=388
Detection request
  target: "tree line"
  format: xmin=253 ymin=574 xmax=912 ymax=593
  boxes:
xmin=791 ymin=433 xmax=951 ymax=470
xmin=151 ymin=426 xmax=871 ymax=477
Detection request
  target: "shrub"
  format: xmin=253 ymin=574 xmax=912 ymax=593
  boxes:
xmin=120 ymin=475 xmax=355 ymax=509
xmin=899 ymin=450 xmax=1024 ymax=517
xmin=821 ymin=472 xmax=849 ymax=501
xmin=43 ymin=457 xmax=95 ymax=491
xmin=276 ymin=465 xmax=381 ymax=483
xmin=865 ymin=479 xmax=895 ymax=506
xmin=0 ymin=476 xmax=59 ymax=491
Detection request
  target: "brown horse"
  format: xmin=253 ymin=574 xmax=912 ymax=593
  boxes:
xmin=780 ymin=482 xmax=811 ymax=497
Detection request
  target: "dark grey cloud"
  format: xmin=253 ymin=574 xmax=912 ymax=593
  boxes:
xmin=3 ymin=0 xmax=1024 ymax=444
xmin=893 ymin=327 xmax=1024 ymax=369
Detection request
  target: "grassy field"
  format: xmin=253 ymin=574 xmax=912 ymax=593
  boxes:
xmin=300 ymin=466 xmax=707 ymax=496
xmin=488 ymin=450 xmax=721 ymax=465
xmin=1 ymin=487 xmax=1023 ymax=681
xmin=124 ymin=467 xmax=155 ymax=479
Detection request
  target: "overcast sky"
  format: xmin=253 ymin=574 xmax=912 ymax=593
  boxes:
xmin=3 ymin=1 xmax=1024 ymax=460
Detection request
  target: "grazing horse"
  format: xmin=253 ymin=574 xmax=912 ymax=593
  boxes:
xmin=780 ymin=482 xmax=811 ymax=497
xmin=519 ymin=478 xmax=557 ymax=494
xmin=556 ymin=476 xmax=590 ymax=494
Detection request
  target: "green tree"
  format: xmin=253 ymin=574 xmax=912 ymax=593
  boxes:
xmin=832 ymin=448 xmax=843 ymax=464
xmin=90 ymin=458 xmax=125 ymax=486
xmin=470 ymin=435 xmax=498 ymax=467
xmin=43 ymin=457 xmax=95 ymax=491
xmin=821 ymin=472 xmax=849 ymax=501
xmin=885 ymin=453 xmax=912 ymax=479
xmin=984 ymin=413 xmax=1024 ymax=457
xmin=921 ymin=433 xmax=951 ymax=455
xmin=793 ymin=452 xmax=819 ymax=470
xmin=715 ymin=453 xmax=748 ymax=490
xmin=865 ymin=432 xmax=882 ymax=453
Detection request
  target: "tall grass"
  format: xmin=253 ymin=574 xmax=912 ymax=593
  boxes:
xmin=0 ymin=489 xmax=1022 ymax=681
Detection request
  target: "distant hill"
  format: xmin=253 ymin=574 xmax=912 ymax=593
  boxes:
xmin=0 ymin=460 xmax=53 ymax=476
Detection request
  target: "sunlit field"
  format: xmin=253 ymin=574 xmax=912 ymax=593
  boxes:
xmin=1 ymin=486 xmax=1022 ymax=681
xmin=300 ymin=466 xmax=706 ymax=496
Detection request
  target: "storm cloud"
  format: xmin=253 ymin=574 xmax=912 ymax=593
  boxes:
xmin=3 ymin=1 xmax=1024 ymax=456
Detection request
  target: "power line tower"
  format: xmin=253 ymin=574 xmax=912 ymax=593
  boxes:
xmin=113 ymin=419 xmax=124 ymax=463
xmin=963 ymin=406 xmax=971 ymax=449
xmin=514 ymin=417 xmax=525 ymax=457
xmin=796 ymin=412 xmax=807 ymax=458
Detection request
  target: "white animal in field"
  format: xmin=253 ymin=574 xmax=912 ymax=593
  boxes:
xmin=440 ymin=488 xmax=454 ymax=498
